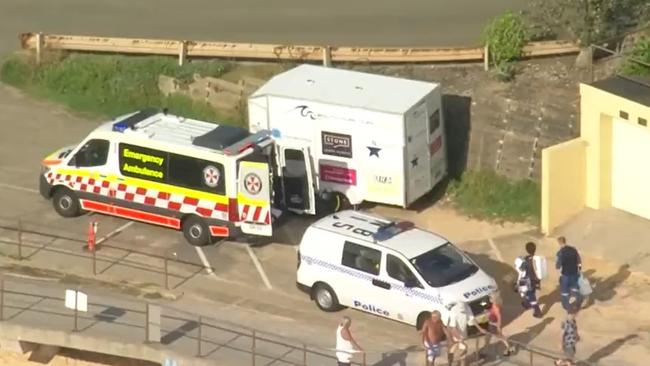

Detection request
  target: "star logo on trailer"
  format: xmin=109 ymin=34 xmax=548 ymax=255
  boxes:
xmin=203 ymin=165 xmax=221 ymax=188
xmin=244 ymin=173 xmax=262 ymax=195
xmin=367 ymin=146 xmax=381 ymax=157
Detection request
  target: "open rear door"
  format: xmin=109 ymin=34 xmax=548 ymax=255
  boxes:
xmin=238 ymin=160 xmax=273 ymax=237
xmin=277 ymin=145 xmax=316 ymax=215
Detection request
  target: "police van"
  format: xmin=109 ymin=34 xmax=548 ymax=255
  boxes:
xmin=296 ymin=210 xmax=498 ymax=329
xmin=39 ymin=108 xmax=275 ymax=246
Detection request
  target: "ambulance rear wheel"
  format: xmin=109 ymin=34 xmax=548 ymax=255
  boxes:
xmin=312 ymin=282 xmax=341 ymax=312
xmin=317 ymin=191 xmax=350 ymax=216
xmin=182 ymin=216 xmax=210 ymax=247
xmin=52 ymin=188 xmax=81 ymax=218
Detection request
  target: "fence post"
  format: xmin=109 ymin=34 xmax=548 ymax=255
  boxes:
xmin=252 ymin=330 xmax=256 ymax=366
xmin=483 ymin=43 xmax=489 ymax=71
xmin=17 ymin=220 xmax=23 ymax=260
xmin=73 ymin=290 xmax=79 ymax=332
xmin=322 ymin=46 xmax=332 ymax=67
xmin=302 ymin=343 xmax=307 ymax=366
xmin=197 ymin=316 xmax=202 ymax=357
xmin=164 ymin=256 xmax=169 ymax=290
xmin=92 ymin=247 xmax=97 ymax=275
xmin=529 ymin=349 xmax=533 ymax=366
xmin=589 ymin=45 xmax=595 ymax=83
xmin=178 ymin=41 xmax=187 ymax=66
xmin=362 ymin=352 xmax=367 ymax=366
xmin=475 ymin=336 xmax=480 ymax=363
xmin=0 ymin=276 xmax=4 ymax=321
xmin=36 ymin=32 xmax=44 ymax=65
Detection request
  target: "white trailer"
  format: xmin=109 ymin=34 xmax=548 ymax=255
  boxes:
xmin=248 ymin=65 xmax=447 ymax=215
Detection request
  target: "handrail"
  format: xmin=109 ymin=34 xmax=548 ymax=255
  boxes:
xmin=18 ymin=32 xmax=581 ymax=64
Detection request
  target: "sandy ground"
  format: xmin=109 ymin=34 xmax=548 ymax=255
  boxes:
xmin=0 ymin=348 xmax=156 ymax=366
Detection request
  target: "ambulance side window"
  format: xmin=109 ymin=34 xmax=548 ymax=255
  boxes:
xmin=70 ymin=139 xmax=109 ymax=167
xmin=341 ymin=241 xmax=381 ymax=276
xmin=387 ymin=254 xmax=421 ymax=288
xmin=168 ymin=154 xmax=225 ymax=195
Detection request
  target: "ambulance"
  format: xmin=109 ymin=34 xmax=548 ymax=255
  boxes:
xmin=39 ymin=108 xmax=275 ymax=246
xmin=296 ymin=210 xmax=499 ymax=330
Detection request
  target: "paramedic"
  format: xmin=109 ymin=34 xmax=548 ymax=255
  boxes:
xmin=421 ymin=310 xmax=451 ymax=366
xmin=335 ymin=316 xmax=363 ymax=366
xmin=556 ymin=237 xmax=583 ymax=312
xmin=519 ymin=242 xmax=543 ymax=318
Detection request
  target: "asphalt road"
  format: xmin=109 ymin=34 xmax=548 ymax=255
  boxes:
xmin=0 ymin=0 xmax=527 ymax=57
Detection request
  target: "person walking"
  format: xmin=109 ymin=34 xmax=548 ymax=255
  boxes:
xmin=555 ymin=310 xmax=580 ymax=366
xmin=421 ymin=310 xmax=452 ymax=366
xmin=335 ymin=316 xmax=363 ymax=366
xmin=443 ymin=302 xmax=469 ymax=366
xmin=556 ymin=236 xmax=583 ymax=312
xmin=477 ymin=293 xmax=513 ymax=359
xmin=518 ymin=242 xmax=543 ymax=318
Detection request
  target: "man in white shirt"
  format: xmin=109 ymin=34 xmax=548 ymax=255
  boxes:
xmin=444 ymin=302 xmax=470 ymax=366
xmin=335 ymin=316 xmax=363 ymax=366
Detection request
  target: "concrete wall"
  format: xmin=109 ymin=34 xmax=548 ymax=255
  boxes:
xmin=541 ymin=138 xmax=587 ymax=234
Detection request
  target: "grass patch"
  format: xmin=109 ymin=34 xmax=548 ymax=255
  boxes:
xmin=0 ymin=52 xmax=242 ymax=125
xmin=447 ymin=170 xmax=540 ymax=223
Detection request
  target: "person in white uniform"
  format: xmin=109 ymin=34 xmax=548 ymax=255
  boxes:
xmin=335 ymin=316 xmax=363 ymax=366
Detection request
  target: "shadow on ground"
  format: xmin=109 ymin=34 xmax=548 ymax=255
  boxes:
xmin=583 ymin=264 xmax=631 ymax=308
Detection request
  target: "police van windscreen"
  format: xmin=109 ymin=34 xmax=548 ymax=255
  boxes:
xmin=410 ymin=243 xmax=479 ymax=287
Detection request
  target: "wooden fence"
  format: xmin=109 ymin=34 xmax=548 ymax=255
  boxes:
xmin=19 ymin=32 xmax=581 ymax=65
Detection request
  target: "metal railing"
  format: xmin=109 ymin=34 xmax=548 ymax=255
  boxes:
xmin=0 ymin=217 xmax=602 ymax=365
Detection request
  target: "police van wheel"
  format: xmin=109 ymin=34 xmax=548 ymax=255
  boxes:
xmin=312 ymin=283 xmax=341 ymax=312
xmin=52 ymin=188 xmax=81 ymax=218
xmin=182 ymin=216 xmax=210 ymax=247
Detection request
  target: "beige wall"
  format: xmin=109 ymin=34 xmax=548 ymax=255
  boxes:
xmin=541 ymin=138 xmax=587 ymax=234
xmin=541 ymin=83 xmax=650 ymax=233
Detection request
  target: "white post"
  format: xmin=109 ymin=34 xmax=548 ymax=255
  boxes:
xmin=178 ymin=41 xmax=187 ymax=66
xmin=483 ymin=44 xmax=489 ymax=71
xmin=322 ymin=46 xmax=332 ymax=67
xmin=36 ymin=32 xmax=44 ymax=65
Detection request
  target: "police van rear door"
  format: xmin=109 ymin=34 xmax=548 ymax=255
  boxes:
xmin=238 ymin=159 xmax=273 ymax=237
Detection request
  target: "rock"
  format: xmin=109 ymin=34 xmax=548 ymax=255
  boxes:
xmin=574 ymin=48 xmax=593 ymax=69
xmin=158 ymin=75 xmax=179 ymax=97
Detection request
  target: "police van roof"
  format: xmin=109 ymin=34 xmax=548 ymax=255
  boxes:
xmin=313 ymin=210 xmax=449 ymax=258
xmin=99 ymin=109 xmax=263 ymax=155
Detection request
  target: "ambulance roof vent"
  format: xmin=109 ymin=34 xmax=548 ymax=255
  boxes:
xmin=112 ymin=107 xmax=159 ymax=132
xmin=192 ymin=125 xmax=251 ymax=150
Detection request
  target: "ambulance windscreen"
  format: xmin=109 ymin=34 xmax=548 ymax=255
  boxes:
xmin=192 ymin=125 xmax=251 ymax=150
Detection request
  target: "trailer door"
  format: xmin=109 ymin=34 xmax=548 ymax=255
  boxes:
xmin=238 ymin=160 xmax=273 ymax=237
xmin=405 ymin=102 xmax=432 ymax=204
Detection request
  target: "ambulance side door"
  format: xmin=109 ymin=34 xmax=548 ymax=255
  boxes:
xmin=237 ymin=159 xmax=273 ymax=237
xmin=275 ymin=144 xmax=316 ymax=215
xmin=65 ymin=138 xmax=114 ymax=202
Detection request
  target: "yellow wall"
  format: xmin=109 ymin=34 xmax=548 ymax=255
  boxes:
xmin=541 ymin=82 xmax=650 ymax=233
xmin=541 ymin=138 xmax=587 ymax=234
xmin=580 ymin=84 xmax=650 ymax=209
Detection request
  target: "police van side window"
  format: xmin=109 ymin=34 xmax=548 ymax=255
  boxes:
xmin=387 ymin=254 xmax=421 ymax=287
xmin=70 ymin=139 xmax=110 ymax=167
xmin=341 ymin=241 xmax=381 ymax=276
xmin=168 ymin=154 xmax=226 ymax=195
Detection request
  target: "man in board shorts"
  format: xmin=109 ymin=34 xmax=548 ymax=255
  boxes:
xmin=420 ymin=310 xmax=451 ymax=366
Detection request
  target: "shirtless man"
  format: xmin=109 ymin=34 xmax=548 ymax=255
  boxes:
xmin=421 ymin=310 xmax=451 ymax=366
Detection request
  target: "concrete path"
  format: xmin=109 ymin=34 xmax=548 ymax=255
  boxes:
xmin=0 ymin=0 xmax=527 ymax=57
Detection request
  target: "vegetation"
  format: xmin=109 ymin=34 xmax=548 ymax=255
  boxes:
xmin=0 ymin=53 xmax=240 ymax=125
xmin=483 ymin=11 xmax=528 ymax=81
xmin=447 ymin=170 xmax=540 ymax=223
xmin=526 ymin=0 xmax=650 ymax=45
xmin=621 ymin=35 xmax=650 ymax=76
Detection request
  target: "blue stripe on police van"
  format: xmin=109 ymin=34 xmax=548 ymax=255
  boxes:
xmin=301 ymin=254 xmax=443 ymax=304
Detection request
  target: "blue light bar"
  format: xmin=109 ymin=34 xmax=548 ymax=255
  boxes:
xmin=112 ymin=121 xmax=128 ymax=132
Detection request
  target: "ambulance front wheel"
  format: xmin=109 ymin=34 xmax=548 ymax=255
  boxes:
xmin=52 ymin=187 xmax=82 ymax=218
xmin=182 ymin=216 xmax=210 ymax=247
xmin=312 ymin=282 xmax=342 ymax=312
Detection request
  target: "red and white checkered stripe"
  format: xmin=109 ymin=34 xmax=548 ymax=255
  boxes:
xmin=46 ymin=172 xmax=229 ymax=221
xmin=239 ymin=204 xmax=271 ymax=225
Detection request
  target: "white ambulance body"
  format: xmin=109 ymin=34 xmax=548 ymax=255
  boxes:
xmin=248 ymin=65 xmax=447 ymax=215
xmin=296 ymin=210 xmax=498 ymax=329
xmin=39 ymin=109 xmax=274 ymax=246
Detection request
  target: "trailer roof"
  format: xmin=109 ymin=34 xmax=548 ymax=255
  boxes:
xmin=251 ymin=65 xmax=439 ymax=114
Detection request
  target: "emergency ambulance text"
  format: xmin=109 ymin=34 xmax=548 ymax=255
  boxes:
xmin=122 ymin=149 xmax=165 ymax=166
xmin=122 ymin=163 xmax=164 ymax=179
